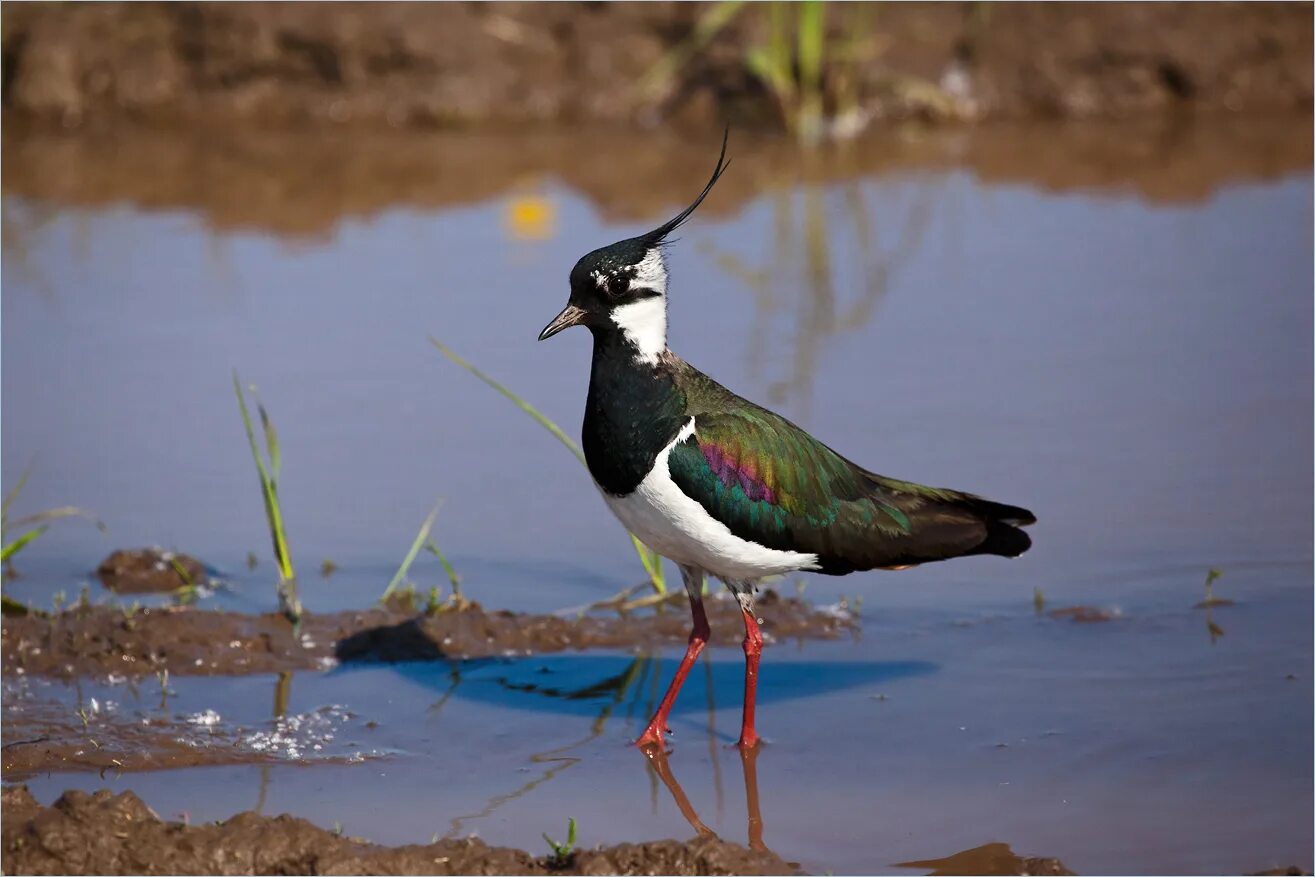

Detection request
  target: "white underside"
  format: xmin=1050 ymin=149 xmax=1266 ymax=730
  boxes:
xmin=600 ymin=419 xmax=820 ymax=582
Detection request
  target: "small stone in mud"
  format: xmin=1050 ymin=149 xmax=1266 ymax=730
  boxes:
xmin=97 ymin=548 xmax=207 ymax=594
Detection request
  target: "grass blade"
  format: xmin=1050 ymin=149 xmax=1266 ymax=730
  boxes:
xmin=384 ymin=502 xmax=441 ymax=601
xmin=429 ymin=337 xmax=584 ymax=465
xmin=2 ymin=526 xmax=47 ymax=563
xmin=2 ymin=463 xmax=35 ymax=522
xmin=636 ymin=0 xmax=746 ymax=102
xmin=430 ymin=338 xmax=665 ymax=594
xmin=424 ymin=538 xmax=462 ymax=591
xmin=233 ymin=372 xmax=300 ymax=624
xmin=258 ymin=403 xmax=282 ymax=479
xmin=7 ymin=506 xmax=107 ymax=533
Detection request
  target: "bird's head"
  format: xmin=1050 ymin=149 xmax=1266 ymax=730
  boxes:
xmin=538 ymin=130 xmax=729 ymax=364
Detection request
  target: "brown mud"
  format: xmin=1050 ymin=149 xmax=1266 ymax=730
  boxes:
xmin=3 ymin=116 xmax=1310 ymax=241
xmin=895 ymin=842 xmax=1075 ymax=876
xmin=96 ymin=548 xmax=208 ymax=594
xmin=1 ymin=785 xmax=796 ymax=876
xmin=2 ymin=3 xmax=1309 ymax=131
xmin=1 ymin=591 xmax=853 ymax=678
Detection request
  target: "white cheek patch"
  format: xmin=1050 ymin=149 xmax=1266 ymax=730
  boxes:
xmin=611 ymin=296 xmax=667 ymax=364
xmin=632 ymin=249 xmax=668 ymax=295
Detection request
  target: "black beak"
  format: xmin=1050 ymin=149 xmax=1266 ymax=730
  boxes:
xmin=538 ymin=304 xmax=588 ymax=341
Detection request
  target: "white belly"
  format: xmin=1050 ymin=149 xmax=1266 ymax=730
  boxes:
xmin=599 ymin=419 xmax=819 ymax=582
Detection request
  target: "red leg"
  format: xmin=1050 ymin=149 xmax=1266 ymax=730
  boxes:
xmin=737 ymin=606 xmax=763 ymax=749
xmin=636 ymin=585 xmax=710 ymax=750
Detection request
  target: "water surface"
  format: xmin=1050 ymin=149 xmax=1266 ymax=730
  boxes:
xmin=3 ymin=119 xmax=1311 ymax=874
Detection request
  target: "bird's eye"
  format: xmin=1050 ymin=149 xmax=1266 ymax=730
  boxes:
xmin=606 ymin=274 xmax=630 ymax=298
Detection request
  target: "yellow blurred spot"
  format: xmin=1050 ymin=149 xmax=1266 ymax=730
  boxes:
xmin=505 ymin=195 xmax=556 ymax=241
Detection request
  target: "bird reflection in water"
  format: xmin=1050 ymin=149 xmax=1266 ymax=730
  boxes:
xmin=642 ymin=743 xmax=772 ymax=855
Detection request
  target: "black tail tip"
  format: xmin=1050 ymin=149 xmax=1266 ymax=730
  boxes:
xmin=982 ymin=521 xmax=1033 ymax=558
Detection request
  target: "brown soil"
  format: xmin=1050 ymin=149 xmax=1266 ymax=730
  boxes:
xmin=1 ymin=785 xmax=796 ymax=876
xmin=1 ymin=591 xmax=853 ymax=678
xmin=1 ymin=3 xmax=1309 ymax=131
xmin=95 ymin=548 xmax=207 ymax=594
xmin=896 ymin=841 xmax=1075 ymax=876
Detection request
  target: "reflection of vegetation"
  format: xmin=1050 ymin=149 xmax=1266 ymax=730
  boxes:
xmin=440 ymin=656 xmax=659 ymax=840
xmin=1196 ymin=568 xmax=1230 ymax=644
xmin=233 ymin=373 xmax=301 ymax=625
xmin=430 ymin=337 xmax=667 ymax=596
xmin=703 ymin=177 xmax=938 ymax=420
xmin=0 ymin=199 xmax=60 ymax=303
xmin=255 ymin=671 xmax=294 ymax=814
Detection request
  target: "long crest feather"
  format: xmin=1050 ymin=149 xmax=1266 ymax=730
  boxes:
xmin=640 ymin=127 xmax=730 ymax=246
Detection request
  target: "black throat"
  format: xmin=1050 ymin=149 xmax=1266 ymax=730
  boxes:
xmin=581 ymin=327 xmax=686 ymax=496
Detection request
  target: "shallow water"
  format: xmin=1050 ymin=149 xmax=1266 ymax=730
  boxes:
xmin=3 ymin=119 xmax=1312 ymax=873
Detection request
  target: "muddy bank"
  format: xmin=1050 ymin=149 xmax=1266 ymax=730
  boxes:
xmin=2 ymin=117 xmax=1310 ymax=242
xmin=1 ymin=3 xmax=1310 ymax=132
xmin=1 ymin=785 xmax=795 ymax=876
xmin=1 ymin=593 xmax=853 ymax=678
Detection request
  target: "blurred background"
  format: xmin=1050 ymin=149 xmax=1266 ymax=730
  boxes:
xmin=1 ymin=3 xmax=1312 ymax=874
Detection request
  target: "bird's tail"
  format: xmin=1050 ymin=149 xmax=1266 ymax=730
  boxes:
xmin=963 ymin=497 xmax=1035 ymax=558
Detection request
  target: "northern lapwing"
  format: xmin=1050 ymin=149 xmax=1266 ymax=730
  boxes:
xmin=538 ymin=132 xmax=1035 ymax=751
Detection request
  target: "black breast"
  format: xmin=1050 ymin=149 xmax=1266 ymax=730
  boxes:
xmin=582 ymin=336 xmax=686 ymax=496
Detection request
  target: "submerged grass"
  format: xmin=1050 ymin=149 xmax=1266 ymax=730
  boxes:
xmin=430 ymin=337 xmax=667 ymax=595
xmin=233 ymin=373 xmax=302 ymax=625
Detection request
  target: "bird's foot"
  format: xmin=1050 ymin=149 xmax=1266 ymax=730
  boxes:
xmin=734 ymin=729 xmax=761 ymax=750
xmin=635 ymin=724 xmax=671 ymax=751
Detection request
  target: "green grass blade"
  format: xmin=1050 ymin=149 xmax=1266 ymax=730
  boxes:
xmin=2 ymin=526 xmax=48 ymax=562
xmin=636 ymin=0 xmax=746 ymax=101
xmin=430 ymin=337 xmax=585 ymax=465
xmin=424 ymin=538 xmax=462 ymax=590
xmin=430 ymin=338 xmax=665 ymax=594
xmin=258 ymin=403 xmax=282 ymax=480
xmin=7 ymin=506 xmax=107 ymax=534
xmin=2 ymin=462 xmax=35 ymax=524
xmin=796 ymin=0 xmax=826 ymax=143
xmin=234 ymin=372 xmax=298 ymax=620
xmin=384 ymin=502 xmax=441 ymax=601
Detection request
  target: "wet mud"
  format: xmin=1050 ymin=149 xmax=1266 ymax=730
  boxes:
xmin=1 ymin=785 xmax=795 ymax=876
xmin=1 ymin=591 xmax=853 ymax=678
xmin=895 ymin=842 xmax=1074 ymax=876
xmin=2 ymin=699 xmax=285 ymax=780
xmin=1 ymin=3 xmax=1309 ymax=130
xmin=96 ymin=548 xmax=208 ymax=594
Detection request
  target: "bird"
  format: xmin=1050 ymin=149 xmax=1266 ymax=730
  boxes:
xmin=537 ymin=131 xmax=1035 ymax=751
